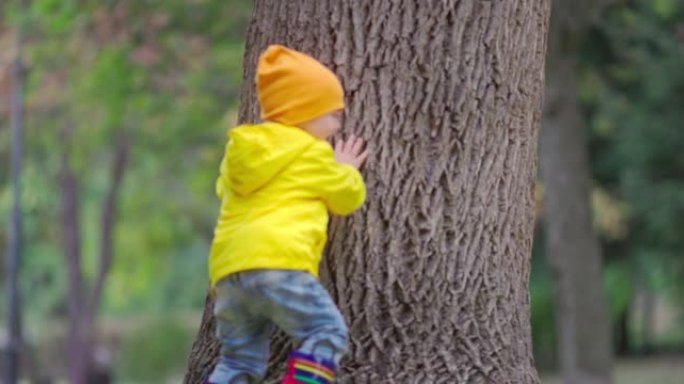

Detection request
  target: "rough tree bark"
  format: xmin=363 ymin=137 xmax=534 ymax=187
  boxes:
xmin=186 ymin=0 xmax=551 ymax=382
xmin=60 ymin=131 xmax=129 ymax=384
xmin=539 ymin=0 xmax=613 ymax=383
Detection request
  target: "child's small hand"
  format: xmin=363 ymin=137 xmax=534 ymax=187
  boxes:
xmin=335 ymin=135 xmax=369 ymax=169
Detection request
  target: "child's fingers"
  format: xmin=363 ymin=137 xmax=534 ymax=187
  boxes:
xmin=357 ymin=149 xmax=369 ymax=166
xmin=344 ymin=135 xmax=356 ymax=153
xmin=335 ymin=137 xmax=344 ymax=152
xmin=351 ymin=136 xmax=365 ymax=155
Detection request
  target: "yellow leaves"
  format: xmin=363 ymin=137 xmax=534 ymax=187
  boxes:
xmin=535 ymin=183 xmax=630 ymax=240
xmin=592 ymin=188 xmax=630 ymax=240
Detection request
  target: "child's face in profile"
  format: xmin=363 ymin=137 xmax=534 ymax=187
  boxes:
xmin=300 ymin=110 xmax=343 ymax=140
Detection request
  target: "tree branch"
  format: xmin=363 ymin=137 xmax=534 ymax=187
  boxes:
xmin=87 ymin=134 xmax=130 ymax=322
xmin=60 ymin=125 xmax=84 ymax=322
xmin=60 ymin=124 xmax=92 ymax=384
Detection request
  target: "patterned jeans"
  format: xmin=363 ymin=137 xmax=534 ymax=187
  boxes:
xmin=207 ymin=270 xmax=349 ymax=384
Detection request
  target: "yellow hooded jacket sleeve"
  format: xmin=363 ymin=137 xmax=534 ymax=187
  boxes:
xmin=208 ymin=122 xmax=366 ymax=286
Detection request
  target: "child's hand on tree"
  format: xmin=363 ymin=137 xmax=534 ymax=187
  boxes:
xmin=335 ymin=135 xmax=369 ymax=169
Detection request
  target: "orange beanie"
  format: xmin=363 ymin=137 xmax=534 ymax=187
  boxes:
xmin=256 ymin=45 xmax=345 ymax=126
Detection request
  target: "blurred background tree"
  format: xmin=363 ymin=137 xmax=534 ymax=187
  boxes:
xmin=586 ymin=0 xmax=684 ymax=352
xmin=540 ymin=0 xmax=613 ymax=382
xmin=1 ymin=0 xmax=683 ymax=382
xmin=1 ymin=0 xmax=250 ymax=381
xmin=533 ymin=0 xmax=684 ymax=382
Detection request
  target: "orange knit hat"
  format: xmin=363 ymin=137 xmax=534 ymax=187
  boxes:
xmin=256 ymin=45 xmax=345 ymax=126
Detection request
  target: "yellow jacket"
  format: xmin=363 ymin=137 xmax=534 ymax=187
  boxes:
xmin=209 ymin=122 xmax=366 ymax=286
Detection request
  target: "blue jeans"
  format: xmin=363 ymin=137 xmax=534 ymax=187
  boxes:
xmin=208 ymin=270 xmax=349 ymax=384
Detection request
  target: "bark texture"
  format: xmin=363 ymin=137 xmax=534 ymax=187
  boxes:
xmin=539 ymin=0 xmax=613 ymax=383
xmin=186 ymin=0 xmax=551 ymax=382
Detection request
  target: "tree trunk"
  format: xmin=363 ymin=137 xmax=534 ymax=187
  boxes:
xmin=5 ymin=20 xmax=27 ymax=384
xmin=186 ymin=0 xmax=551 ymax=382
xmin=87 ymin=135 xmax=130 ymax=339
xmin=184 ymin=292 xmax=220 ymax=383
xmin=639 ymin=287 xmax=655 ymax=354
xmin=60 ymin=128 xmax=129 ymax=384
xmin=539 ymin=1 xmax=614 ymax=383
xmin=615 ymin=309 xmax=630 ymax=356
xmin=60 ymin=126 xmax=89 ymax=384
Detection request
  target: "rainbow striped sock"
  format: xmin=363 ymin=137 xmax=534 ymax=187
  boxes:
xmin=285 ymin=351 xmax=336 ymax=384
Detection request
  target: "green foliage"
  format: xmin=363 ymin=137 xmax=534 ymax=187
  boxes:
xmin=530 ymin=235 xmax=557 ymax=369
xmin=31 ymin=0 xmax=81 ymax=34
xmin=21 ymin=244 xmax=67 ymax=321
xmin=603 ymin=260 xmax=634 ymax=318
xmin=0 ymin=0 xmax=252 ymax=338
xmin=115 ymin=317 xmax=194 ymax=382
xmin=584 ymin=0 xmax=684 ymax=300
xmin=532 ymin=0 xmax=684 ymax=359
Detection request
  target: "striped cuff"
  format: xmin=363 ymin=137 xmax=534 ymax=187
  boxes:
xmin=286 ymin=351 xmax=336 ymax=384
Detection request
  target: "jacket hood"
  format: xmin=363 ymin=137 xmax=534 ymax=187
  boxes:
xmin=219 ymin=123 xmax=315 ymax=197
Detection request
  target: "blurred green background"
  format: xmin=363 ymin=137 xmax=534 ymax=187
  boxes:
xmin=0 ymin=0 xmax=683 ymax=382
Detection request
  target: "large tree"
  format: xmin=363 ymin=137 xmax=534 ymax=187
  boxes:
xmin=539 ymin=0 xmax=613 ymax=383
xmin=186 ymin=0 xmax=551 ymax=383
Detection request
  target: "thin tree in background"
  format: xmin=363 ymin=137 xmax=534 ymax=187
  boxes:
xmin=540 ymin=0 xmax=614 ymax=382
xmin=4 ymin=2 xmax=27 ymax=382
xmin=186 ymin=0 xmax=552 ymax=382
xmin=60 ymin=129 xmax=129 ymax=384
